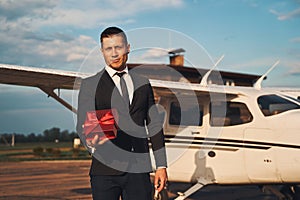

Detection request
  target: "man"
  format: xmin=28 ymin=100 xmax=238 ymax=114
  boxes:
xmin=77 ymin=26 xmax=168 ymax=200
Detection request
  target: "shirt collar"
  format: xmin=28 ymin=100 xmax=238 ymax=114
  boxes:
xmin=105 ymin=65 xmax=129 ymax=78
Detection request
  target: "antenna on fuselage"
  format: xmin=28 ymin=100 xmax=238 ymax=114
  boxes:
xmin=253 ymin=60 xmax=280 ymax=90
xmin=199 ymin=54 xmax=225 ymax=86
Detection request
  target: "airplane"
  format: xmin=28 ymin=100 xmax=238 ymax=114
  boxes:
xmin=0 ymin=61 xmax=300 ymax=200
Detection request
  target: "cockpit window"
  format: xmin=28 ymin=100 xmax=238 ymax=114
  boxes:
xmin=283 ymin=95 xmax=300 ymax=103
xmin=169 ymin=102 xmax=203 ymax=126
xmin=210 ymin=102 xmax=253 ymax=127
xmin=257 ymin=94 xmax=300 ymax=116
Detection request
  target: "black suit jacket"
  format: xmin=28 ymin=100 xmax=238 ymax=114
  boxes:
xmin=77 ymin=69 xmax=167 ymax=175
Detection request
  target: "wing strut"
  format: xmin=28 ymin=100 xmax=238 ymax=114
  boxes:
xmin=253 ymin=60 xmax=280 ymax=89
xmin=39 ymin=87 xmax=77 ymax=114
xmin=199 ymin=54 xmax=225 ymax=86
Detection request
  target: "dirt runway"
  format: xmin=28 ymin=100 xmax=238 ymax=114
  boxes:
xmin=0 ymin=161 xmax=279 ymax=200
xmin=0 ymin=161 xmax=92 ymax=200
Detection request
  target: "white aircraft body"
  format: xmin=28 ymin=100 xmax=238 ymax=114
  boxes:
xmin=151 ymin=80 xmax=300 ymax=199
xmin=0 ymin=63 xmax=300 ymax=200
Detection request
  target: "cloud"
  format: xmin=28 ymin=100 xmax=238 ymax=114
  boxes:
xmin=223 ymin=57 xmax=300 ymax=87
xmin=0 ymin=0 xmax=57 ymax=21
xmin=229 ymin=57 xmax=300 ymax=77
xmin=0 ymin=29 xmax=97 ymax=70
xmin=242 ymin=0 xmax=259 ymax=8
xmin=0 ymin=0 xmax=184 ymax=29
xmin=141 ymin=48 xmax=169 ymax=59
xmin=290 ymin=37 xmax=300 ymax=43
xmin=283 ymin=61 xmax=300 ymax=76
xmin=0 ymin=1 xmax=99 ymax=69
xmin=129 ymin=48 xmax=169 ymax=64
xmin=36 ymin=35 xmax=97 ymax=62
xmin=47 ymin=0 xmax=183 ymax=28
xmin=226 ymin=57 xmax=279 ymax=71
xmin=286 ymin=45 xmax=300 ymax=60
xmin=0 ymin=0 xmax=184 ymax=70
xmin=270 ymin=7 xmax=300 ymax=21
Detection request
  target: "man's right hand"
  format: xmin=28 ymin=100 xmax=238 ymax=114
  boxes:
xmin=86 ymin=135 xmax=109 ymax=153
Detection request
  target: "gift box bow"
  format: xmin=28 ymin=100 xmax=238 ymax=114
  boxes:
xmin=83 ymin=109 xmax=118 ymax=139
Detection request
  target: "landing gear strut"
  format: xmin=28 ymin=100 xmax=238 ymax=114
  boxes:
xmin=174 ymin=178 xmax=210 ymax=200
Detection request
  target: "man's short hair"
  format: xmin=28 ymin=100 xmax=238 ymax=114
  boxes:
xmin=100 ymin=26 xmax=128 ymax=46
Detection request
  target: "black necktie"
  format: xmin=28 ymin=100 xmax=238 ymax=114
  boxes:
xmin=116 ymin=72 xmax=130 ymax=106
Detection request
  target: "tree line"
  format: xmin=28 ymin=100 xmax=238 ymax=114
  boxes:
xmin=0 ymin=127 xmax=77 ymax=144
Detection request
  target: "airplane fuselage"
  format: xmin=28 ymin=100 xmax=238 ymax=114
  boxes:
xmin=156 ymin=86 xmax=300 ymax=185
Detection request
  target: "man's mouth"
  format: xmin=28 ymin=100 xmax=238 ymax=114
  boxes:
xmin=112 ymin=59 xmax=120 ymax=63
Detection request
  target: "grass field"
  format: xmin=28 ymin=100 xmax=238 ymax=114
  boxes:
xmin=0 ymin=142 xmax=90 ymax=161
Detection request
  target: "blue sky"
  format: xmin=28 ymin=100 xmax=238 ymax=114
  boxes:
xmin=0 ymin=0 xmax=299 ymax=134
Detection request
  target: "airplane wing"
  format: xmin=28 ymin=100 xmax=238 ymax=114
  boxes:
xmin=0 ymin=63 xmax=89 ymax=90
xmin=0 ymin=63 xmax=240 ymax=113
xmin=150 ymin=79 xmax=240 ymax=98
xmin=0 ymin=63 xmax=90 ymax=113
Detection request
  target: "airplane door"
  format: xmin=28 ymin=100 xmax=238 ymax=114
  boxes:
xmin=243 ymin=128 xmax=280 ymax=182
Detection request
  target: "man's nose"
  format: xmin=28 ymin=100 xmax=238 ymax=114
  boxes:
xmin=112 ymin=48 xmax=118 ymax=57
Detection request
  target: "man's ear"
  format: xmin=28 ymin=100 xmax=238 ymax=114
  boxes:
xmin=126 ymin=44 xmax=130 ymax=54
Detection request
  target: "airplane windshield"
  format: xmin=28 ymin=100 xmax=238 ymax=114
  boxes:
xmin=257 ymin=94 xmax=300 ymax=116
xmin=283 ymin=95 xmax=300 ymax=103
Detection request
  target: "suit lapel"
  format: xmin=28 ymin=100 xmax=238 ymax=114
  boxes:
xmin=102 ymin=70 xmax=117 ymax=90
xmin=129 ymin=72 xmax=138 ymax=111
xmin=97 ymin=70 xmax=143 ymax=111
xmin=101 ymin=70 xmax=130 ymax=109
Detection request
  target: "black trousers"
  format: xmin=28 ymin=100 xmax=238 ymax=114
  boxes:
xmin=90 ymin=173 xmax=152 ymax=200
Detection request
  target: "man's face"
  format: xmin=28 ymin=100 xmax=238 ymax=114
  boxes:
xmin=101 ymin=34 xmax=130 ymax=71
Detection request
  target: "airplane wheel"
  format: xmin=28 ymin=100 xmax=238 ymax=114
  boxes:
xmin=153 ymin=189 xmax=168 ymax=200
xmin=280 ymin=185 xmax=300 ymax=200
xmin=280 ymin=185 xmax=294 ymax=200
xmin=293 ymin=185 xmax=300 ymax=200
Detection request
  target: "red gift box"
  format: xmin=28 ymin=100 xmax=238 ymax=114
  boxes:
xmin=83 ymin=109 xmax=118 ymax=140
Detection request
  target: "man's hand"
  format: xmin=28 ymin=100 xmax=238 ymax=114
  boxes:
xmin=154 ymin=168 xmax=168 ymax=193
xmin=86 ymin=135 xmax=109 ymax=153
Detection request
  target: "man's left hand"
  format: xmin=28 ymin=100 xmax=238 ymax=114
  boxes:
xmin=154 ymin=168 xmax=168 ymax=193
